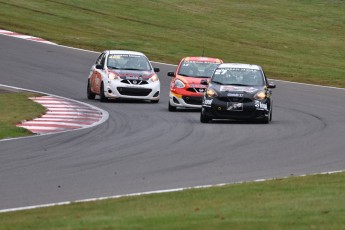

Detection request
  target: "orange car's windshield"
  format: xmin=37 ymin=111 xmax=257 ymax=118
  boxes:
xmin=177 ymin=61 xmax=219 ymax=78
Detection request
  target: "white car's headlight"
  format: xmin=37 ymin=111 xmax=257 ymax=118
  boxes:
xmin=108 ymin=72 xmax=119 ymax=80
xmin=174 ymin=79 xmax=185 ymax=88
xmin=206 ymin=88 xmax=218 ymax=98
xmin=254 ymin=91 xmax=266 ymax=100
xmin=150 ymin=74 xmax=159 ymax=82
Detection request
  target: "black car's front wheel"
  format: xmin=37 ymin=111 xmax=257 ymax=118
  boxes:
xmin=87 ymin=80 xmax=96 ymax=100
xmin=269 ymin=106 xmax=273 ymax=121
xmin=200 ymin=108 xmax=211 ymax=123
xmin=261 ymin=109 xmax=271 ymax=124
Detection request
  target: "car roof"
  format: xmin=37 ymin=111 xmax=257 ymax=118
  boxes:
xmin=182 ymin=56 xmax=223 ymax=63
xmin=218 ymin=63 xmax=262 ymax=70
xmin=107 ymin=50 xmax=146 ymax=56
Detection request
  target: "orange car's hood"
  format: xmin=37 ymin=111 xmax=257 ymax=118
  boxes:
xmin=176 ymin=75 xmax=209 ymax=86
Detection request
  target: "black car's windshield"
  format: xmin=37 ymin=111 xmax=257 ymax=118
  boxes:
xmin=177 ymin=61 xmax=219 ymax=78
xmin=107 ymin=54 xmax=152 ymax=71
xmin=211 ymin=68 xmax=264 ymax=86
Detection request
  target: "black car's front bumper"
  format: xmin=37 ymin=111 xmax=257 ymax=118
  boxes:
xmin=202 ymin=97 xmax=270 ymax=120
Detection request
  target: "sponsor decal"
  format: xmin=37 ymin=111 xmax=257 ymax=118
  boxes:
xmin=227 ymin=93 xmax=243 ymax=97
xmin=126 ymin=75 xmax=139 ymax=80
xmin=203 ymin=99 xmax=213 ymax=106
xmin=255 ymin=100 xmax=268 ymax=110
xmin=227 ymin=102 xmax=243 ymax=111
xmin=215 ymin=68 xmax=259 ymax=74
xmin=183 ymin=59 xmax=218 ymax=64
xmin=109 ymin=54 xmax=141 ymax=59
xmin=189 ymin=84 xmax=207 ymax=88
xmin=127 ymin=85 xmax=145 ymax=89
xmin=220 ymin=86 xmax=258 ymax=93
xmin=95 ymin=78 xmax=100 ymax=86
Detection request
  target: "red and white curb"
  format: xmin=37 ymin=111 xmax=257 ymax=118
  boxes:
xmin=0 ymin=29 xmax=56 ymax=45
xmin=16 ymin=96 xmax=103 ymax=134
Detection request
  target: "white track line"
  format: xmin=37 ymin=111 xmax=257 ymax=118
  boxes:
xmin=0 ymin=169 xmax=343 ymax=213
xmin=0 ymin=29 xmax=56 ymax=44
xmin=1 ymin=29 xmax=344 ymax=91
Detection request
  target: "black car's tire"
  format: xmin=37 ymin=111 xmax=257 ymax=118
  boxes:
xmin=200 ymin=108 xmax=211 ymax=123
xmin=100 ymin=82 xmax=108 ymax=102
xmin=168 ymin=102 xmax=176 ymax=112
xmin=87 ymin=80 xmax=96 ymax=100
xmin=269 ymin=107 xmax=273 ymax=121
xmin=261 ymin=109 xmax=271 ymax=124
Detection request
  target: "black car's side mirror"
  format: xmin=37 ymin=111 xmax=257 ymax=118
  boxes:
xmin=268 ymin=82 xmax=276 ymax=88
xmin=154 ymin=68 xmax=160 ymax=73
xmin=95 ymin=64 xmax=103 ymax=70
xmin=200 ymin=79 xmax=209 ymax=85
xmin=167 ymin=72 xmax=175 ymax=77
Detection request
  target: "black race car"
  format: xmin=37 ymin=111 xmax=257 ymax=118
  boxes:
xmin=200 ymin=63 xmax=276 ymax=123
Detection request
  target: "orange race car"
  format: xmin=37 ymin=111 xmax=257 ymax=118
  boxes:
xmin=168 ymin=57 xmax=223 ymax=111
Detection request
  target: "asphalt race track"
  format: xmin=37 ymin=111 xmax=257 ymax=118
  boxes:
xmin=1 ymin=35 xmax=345 ymax=210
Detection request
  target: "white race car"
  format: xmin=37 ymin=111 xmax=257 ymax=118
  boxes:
xmin=87 ymin=50 xmax=160 ymax=103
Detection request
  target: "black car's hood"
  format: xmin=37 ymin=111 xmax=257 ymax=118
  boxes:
xmin=210 ymin=83 xmax=265 ymax=97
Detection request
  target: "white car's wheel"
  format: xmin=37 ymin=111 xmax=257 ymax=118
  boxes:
xmin=151 ymin=99 xmax=159 ymax=103
xmin=100 ymin=82 xmax=108 ymax=102
xmin=87 ymin=80 xmax=96 ymax=100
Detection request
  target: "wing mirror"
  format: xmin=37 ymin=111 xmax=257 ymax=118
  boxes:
xmin=154 ymin=68 xmax=160 ymax=73
xmin=95 ymin=64 xmax=103 ymax=70
xmin=167 ymin=72 xmax=175 ymax=77
xmin=268 ymin=82 xmax=276 ymax=88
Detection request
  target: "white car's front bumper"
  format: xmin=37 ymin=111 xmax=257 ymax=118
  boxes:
xmin=104 ymin=80 xmax=160 ymax=100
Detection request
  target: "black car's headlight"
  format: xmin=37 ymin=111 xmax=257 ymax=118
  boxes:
xmin=254 ymin=90 xmax=266 ymax=100
xmin=206 ymin=88 xmax=218 ymax=98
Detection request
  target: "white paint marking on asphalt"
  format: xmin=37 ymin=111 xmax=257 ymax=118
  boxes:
xmin=0 ymin=170 xmax=343 ymax=213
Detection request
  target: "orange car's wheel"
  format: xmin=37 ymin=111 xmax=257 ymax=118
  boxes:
xmin=168 ymin=101 xmax=176 ymax=112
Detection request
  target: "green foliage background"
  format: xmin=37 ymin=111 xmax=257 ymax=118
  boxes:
xmin=1 ymin=0 xmax=344 ymax=87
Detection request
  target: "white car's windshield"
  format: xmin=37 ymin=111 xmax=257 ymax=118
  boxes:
xmin=178 ymin=61 xmax=219 ymax=78
xmin=211 ymin=68 xmax=264 ymax=86
xmin=107 ymin=54 xmax=151 ymax=71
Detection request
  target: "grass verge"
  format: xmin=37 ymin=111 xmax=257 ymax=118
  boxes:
xmin=0 ymin=91 xmax=45 ymax=139
xmin=0 ymin=0 xmax=344 ymax=87
xmin=0 ymin=172 xmax=345 ymax=229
